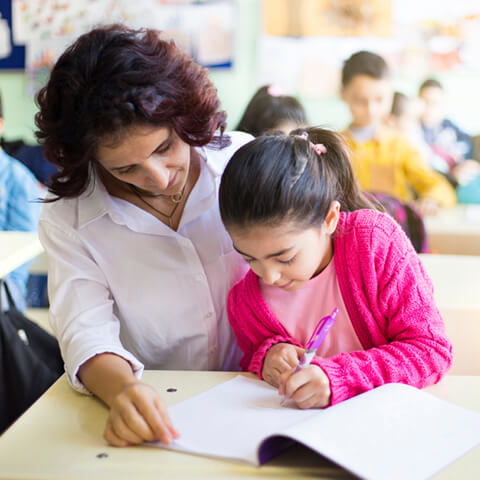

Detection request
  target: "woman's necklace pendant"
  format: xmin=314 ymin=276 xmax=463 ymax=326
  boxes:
xmin=170 ymin=192 xmax=184 ymax=204
xmin=128 ymin=183 xmax=187 ymax=230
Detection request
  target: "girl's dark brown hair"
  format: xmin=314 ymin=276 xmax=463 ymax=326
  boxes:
xmin=219 ymin=127 xmax=377 ymax=231
xmin=35 ymin=24 xmax=228 ymax=200
xmin=235 ymin=85 xmax=307 ymax=137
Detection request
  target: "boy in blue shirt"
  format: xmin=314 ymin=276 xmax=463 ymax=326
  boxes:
xmin=419 ymin=78 xmax=480 ymax=202
xmin=0 ymin=93 xmax=42 ymax=310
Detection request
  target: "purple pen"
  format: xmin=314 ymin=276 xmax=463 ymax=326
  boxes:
xmin=294 ymin=308 xmax=338 ymax=373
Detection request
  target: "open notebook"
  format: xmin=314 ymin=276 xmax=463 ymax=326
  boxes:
xmin=155 ymin=376 xmax=480 ymax=480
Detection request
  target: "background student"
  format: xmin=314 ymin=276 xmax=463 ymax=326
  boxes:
xmin=340 ymin=50 xmax=456 ymax=216
xmin=0 ymin=92 xmax=42 ymax=311
xmin=419 ymin=78 xmax=474 ymax=165
xmin=219 ymin=128 xmax=452 ymax=409
xmin=419 ymin=78 xmax=480 ymax=202
xmin=35 ymin=24 xmax=252 ymax=448
xmin=236 ymin=84 xmax=307 ymax=137
xmin=389 ymin=91 xmax=453 ymax=177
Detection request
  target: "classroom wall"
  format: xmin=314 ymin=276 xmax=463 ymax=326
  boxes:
xmin=1 ymin=0 xmax=479 ymax=143
xmin=0 ymin=71 xmax=38 ymax=143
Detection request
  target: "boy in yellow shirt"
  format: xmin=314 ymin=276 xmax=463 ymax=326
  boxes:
xmin=340 ymin=51 xmax=456 ymax=215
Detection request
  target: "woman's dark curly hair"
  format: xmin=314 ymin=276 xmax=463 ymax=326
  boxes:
xmin=35 ymin=24 xmax=228 ymax=199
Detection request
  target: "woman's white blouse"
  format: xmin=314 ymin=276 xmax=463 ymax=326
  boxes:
xmin=39 ymin=132 xmax=252 ymax=393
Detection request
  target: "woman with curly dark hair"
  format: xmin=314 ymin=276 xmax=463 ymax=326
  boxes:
xmin=36 ymin=24 xmax=252 ymax=447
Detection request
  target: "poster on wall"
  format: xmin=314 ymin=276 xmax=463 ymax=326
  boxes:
xmin=11 ymin=0 xmax=235 ymax=95
xmin=259 ymin=0 xmax=480 ymax=99
xmin=264 ymin=0 xmax=392 ymax=37
xmin=0 ymin=0 xmax=25 ymax=70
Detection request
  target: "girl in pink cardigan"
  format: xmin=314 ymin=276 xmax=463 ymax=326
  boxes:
xmin=219 ymin=127 xmax=452 ymax=409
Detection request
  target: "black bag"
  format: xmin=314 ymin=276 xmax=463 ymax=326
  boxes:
xmin=0 ymin=280 xmax=64 ymax=434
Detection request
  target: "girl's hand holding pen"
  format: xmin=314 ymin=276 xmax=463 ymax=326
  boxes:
xmin=278 ymin=308 xmax=337 ymax=409
xmin=262 ymin=343 xmax=305 ymax=388
xmin=104 ymin=381 xmax=180 ymax=447
xmin=279 ymin=364 xmax=331 ymax=409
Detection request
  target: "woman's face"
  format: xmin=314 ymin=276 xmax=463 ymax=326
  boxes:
xmin=96 ymin=125 xmax=192 ymax=196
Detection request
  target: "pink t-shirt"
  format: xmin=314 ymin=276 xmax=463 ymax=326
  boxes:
xmin=259 ymin=257 xmax=363 ymax=358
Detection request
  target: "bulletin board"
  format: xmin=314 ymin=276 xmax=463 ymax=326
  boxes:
xmin=0 ymin=0 xmax=25 ymax=70
xmin=5 ymin=0 xmax=235 ymax=95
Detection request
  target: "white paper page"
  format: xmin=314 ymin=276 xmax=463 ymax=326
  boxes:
xmin=262 ymin=382 xmax=480 ymax=480
xmin=155 ymin=375 xmax=480 ymax=479
xmin=157 ymin=376 xmax=318 ymax=464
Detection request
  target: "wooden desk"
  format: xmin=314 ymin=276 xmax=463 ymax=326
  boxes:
xmin=425 ymin=205 xmax=480 ymax=255
xmin=0 ymin=231 xmax=43 ymax=277
xmin=0 ymin=371 xmax=479 ymax=480
xmin=419 ymin=254 xmax=480 ymax=375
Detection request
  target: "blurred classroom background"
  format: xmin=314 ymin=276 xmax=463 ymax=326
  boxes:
xmin=1 ymin=0 xmax=480 ymax=142
xmin=0 ymin=0 xmax=479 ymax=374
xmin=1 ymin=5 xmax=480 ymax=470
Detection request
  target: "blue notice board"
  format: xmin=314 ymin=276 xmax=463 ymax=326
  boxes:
xmin=0 ymin=1 xmax=25 ymax=70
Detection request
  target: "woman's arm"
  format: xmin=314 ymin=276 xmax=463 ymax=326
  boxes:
xmin=39 ymin=219 xmax=144 ymax=392
xmin=39 ymin=218 xmax=177 ymax=446
xmin=78 ymin=353 xmax=139 ymax=406
xmin=78 ymin=353 xmax=178 ymax=447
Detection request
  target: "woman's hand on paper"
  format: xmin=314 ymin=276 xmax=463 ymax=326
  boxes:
xmin=279 ymin=365 xmax=331 ymax=409
xmin=104 ymin=381 xmax=180 ymax=447
xmin=262 ymin=343 xmax=305 ymax=388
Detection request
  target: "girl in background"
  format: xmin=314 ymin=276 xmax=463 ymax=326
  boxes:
xmin=219 ymin=128 xmax=452 ymax=409
xmin=236 ymin=85 xmax=307 ymax=137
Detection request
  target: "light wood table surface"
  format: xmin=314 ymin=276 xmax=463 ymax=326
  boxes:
xmin=419 ymin=254 xmax=480 ymax=374
xmin=0 ymin=231 xmax=43 ymax=278
xmin=425 ymin=205 xmax=480 ymax=255
xmin=0 ymin=371 xmax=478 ymax=480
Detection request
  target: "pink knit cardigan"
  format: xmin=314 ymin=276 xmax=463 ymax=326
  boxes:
xmin=227 ymin=209 xmax=452 ymax=406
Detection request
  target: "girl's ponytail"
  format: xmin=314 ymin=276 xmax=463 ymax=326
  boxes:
xmin=297 ymin=127 xmax=377 ymax=213
xmin=219 ymin=127 xmax=379 ymax=231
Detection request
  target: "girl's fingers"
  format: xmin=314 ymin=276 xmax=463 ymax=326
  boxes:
xmin=278 ymin=369 xmax=294 ymax=395
xmin=263 ymin=373 xmax=275 ymax=386
xmin=284 ymin=369 xmax=307 ymax=398
xmin=293 ymin=346 xmax=306 ymax=360
xmin=292 ymin=385 xmax=317 ymax=409
xmin=290 ymin=381 xmax=329 ymax=409
xmin=284 ymin=366 xmax=331 ymax=408
xmin=280 ymin=355 xmax=297 ymax=370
